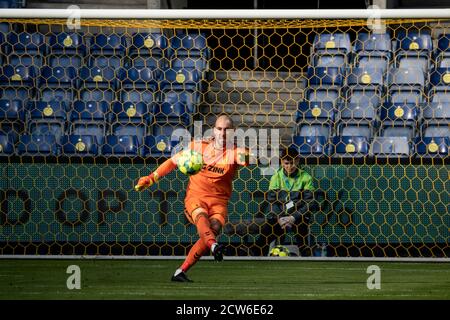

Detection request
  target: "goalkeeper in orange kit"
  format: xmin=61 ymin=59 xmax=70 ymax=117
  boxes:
xmin=135 ymin=115 xmax=251 ymax=282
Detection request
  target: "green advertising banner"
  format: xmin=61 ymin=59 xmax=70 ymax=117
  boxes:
xmin=0 ymin=163 xmax=449 ymax=246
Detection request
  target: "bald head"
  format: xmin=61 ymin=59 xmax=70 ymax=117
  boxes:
xmin=213 ymin=114 xmax=234 ymax=148
xmin=215 ymin=114 xmax=234 ymax=128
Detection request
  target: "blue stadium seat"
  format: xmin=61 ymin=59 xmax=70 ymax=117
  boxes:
xmin=429 ymin=67 xmax=450 ymax=91
xmin=306 ymin=66 xmax=344 ymax=87
xmin=336 ymin=122 xmax=373 ymax=141
xmin=0 ymin=65 xmax=36 ymax=105
xmin=331 ymin=136 xmax=369 ymax=157
xmin=379 ymin=103 xmax=418 ymax=139
xmin=312 ymin=33 xmax=352 ymax=55
xmin=422 ymin=102 xmax=450 ymax=123
xmin=387 ymin=68 xmax=426 ymax=104
xmin=71 ymin=100 xmax=109 ymax=122
xmin=297 ymin=123 xmax=331 ymax=139
xmin=151 ymin=123 xmax=192 ymax=138
xmin=6 ymin=32 xmax=47 ymax=55
xmin=346 ymin=68 xmax=385 ymax=87
xmin=48 ymin=54 xmax=83 ymax=69
xmin=28 ymin=121 xmax=65 ymax=144
xmin=48 ymin=32 xmax=86 ymax=56
xmin=435 ymin=34 xmax=450 ymax=67
xmin=61 ymin=134 xmax=99 ymax=156
xmin=0 ymin=98 xmax=24 ymax=122
xmin=79 ymin=66 xmax=118 ymax=90
xmin=170 ymin=33 xmax=210 ymax=58
xmin=89 ymin=33 xmax=127 ymax=57
xmin=415 ymin=136 xmax=449 ymax=158
xmin=292 ymin=135 xmax=329 ymax=157
xmin=422 ymin=123 xmax=450 ymax=139
xmin=38 ymin=66 xmax=78 ymax=109
xmin=310 ymin=52 xmax=347 ymax=70
xmin=370 ymin=136 xmax=411 ymax=158
xmin=0 ymin=99 xmax=25 ymax=139
xmin=87 ymin=55 xmax=123 ymax=69
xmin=125 ymin=56 xmax=169 ymax=70
xmin=17 ymin=134 xmax=58 ymax=156
xmin=396 ymin=30 xmax=432 ymax=72
xmin=296 ymin=101 xmax=335 ymax=123
xmin=28 ymin=100 xmax=67 ymax=121
xmin=70 ymin=122 xmax=106 ymax=146
xmin=130 ymin=32 xmax=169 ymax=58
xmin=102 ymin=135 xmax=139 ymax=156
xmin=0 ymin=65 xmax=36 ymax=87
xmin=0 ymin=132 xmax=15 ymax=155
xmin=118 ymin=66 xmax=159 ymax=90
xmin=110 ymin=101 xmax=151 ymax=145
xmin=354 ymin=32 xmax=392 ymax=53
xmin=142 ymin=135 xmax=181 ymax=157
xmin=153 ymin=102 xmax=192 ymax=126
xmin=8 ymin=53 xmax=44 ymax=68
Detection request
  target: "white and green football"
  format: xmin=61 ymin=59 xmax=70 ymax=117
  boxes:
xmin=176 ymin=149 xmax=204 ymax=176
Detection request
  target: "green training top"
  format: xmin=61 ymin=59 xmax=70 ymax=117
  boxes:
xmin=269 ymin=167 xmax=315 ymax=192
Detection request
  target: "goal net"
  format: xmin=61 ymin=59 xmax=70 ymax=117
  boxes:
xmin=0 ymin=10 xmax=448 ymax=258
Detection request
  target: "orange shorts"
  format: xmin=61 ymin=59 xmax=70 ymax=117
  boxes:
xmin=184 ymin=195 xmax=228 ymax=227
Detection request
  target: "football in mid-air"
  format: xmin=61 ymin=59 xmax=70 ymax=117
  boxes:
xmin=177 ymin=149 xmax=204 ymax=176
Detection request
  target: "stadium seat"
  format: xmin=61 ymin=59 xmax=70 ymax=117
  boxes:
xmin=296 ymin=123 xmax=331 ymax=139
xmin=379 ymin=103 xmax=418 ymax=139
xmin=17 ymin=134 xmax=58 ymax=156
xmin=435 ymin=34 xmax=450 ymax=67
xmin=312 ymin=33 xmax=352 ymax=55
xmin=159 ymin=69 xmax=201 ymax=112
xmin=61 ymin=134 xmax=99 ymax=156
xmin=0 ymin=65 xmax=36 ymax=106
xmin=151 ymin=123 xmax=192 ymax=138
xmin=336 ymin=122 xmax=373 ymax=141
xmin=310 ymin=52 xmax=347 ymax=70
xmin=346 ymin=68 xmax=385 ymax=88
xmin=47 ymin=54 xmax=83 ymax=69
xmin=414 ymin=136 xmax=449 ymax=158
xmin=0 ymin=132 xmax=15 ymax=155
xmin=38 ymin=66 xmax=78 ymax=109
xmin=370 ymin=136 xmax=411 ymax=158
xmin=422 ymin=123 xmax=450 ymax=139
xmin=422 ymin=102 xmax=450 ymax=123
xmin=142 ymin=135 xmax=181 ymax=157
xmin=79 ymin=65 xmax=118 ymax=90
xmin=89 ymin=33 xmax=127 ymax=57
xmin=292 ymin=135 xmax=329 ymax=156
xmin=387 ymin=68 xmax=426 ymax=104
xmin=306 ymin=66 xmax=344 ymax=87
xmin=6 ymin=32 xmax=47 ymax=56
xmin=331 ymin=136 xmax=369 ymax=157
xmin=354 ymin=32 xmax=392 ymax=72
xmin=125 ymin=56 xmax=169 ymax=71
xmin=110 ymin=101 xmax=151 ymax=145
xmin=153 ymin=102 xmax=192 ymax=126
xmin=48 ymin=32 xmax=86 ymax=56
xmin=70 ymin=100 xmax=108 ymax=145
xmin=296 ymin=101 xmax=335 ymax=123
xmin=102 ymin=135 xmax=139 ymax=156
xmin=395 ymin=30 xmax=432 ymax=72
xmin=129 ymin=32 xmax=169 ymax=58
xmin=27 ymin=100 xmax=67 ymax=143
xmin=118 ymin=66 xmax=159 ymax=90
xmin=170 ymin=32 xmax=210 ymax=58
xmin=0 ymin=99 xmax=25 ymax=139
xmin=8 ymin=53 xmax=44 ymax=68
xmin=87 ymin=55 xmax=123 ymax=69
xmin=28 ymin=120 xmax=65 ymax=144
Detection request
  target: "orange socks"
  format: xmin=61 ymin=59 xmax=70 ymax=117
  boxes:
xmin=195 ymin=214 xmax=217 ymax=249
xmin=180 ymin=239 xmax=208 ymax=273
xmin=180 ymin=215 xmax=218 ymax=273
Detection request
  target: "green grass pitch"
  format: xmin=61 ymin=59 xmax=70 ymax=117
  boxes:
xmin=0 ymin=259 xmax=449 ymax=299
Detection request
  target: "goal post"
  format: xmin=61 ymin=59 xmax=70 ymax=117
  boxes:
xmin=0 ymin=8 xmax=448 ymax=261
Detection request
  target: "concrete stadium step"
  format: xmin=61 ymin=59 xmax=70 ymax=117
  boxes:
xmin=205 ymin=88 xmax=304 ymax=106
xmin=209 ymin=70 xmax=304 ymax=83
xmin=199 ymin=103 xmax=297 ymax=116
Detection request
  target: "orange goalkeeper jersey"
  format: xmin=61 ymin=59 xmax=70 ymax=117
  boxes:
xmin=185 ymin=139 xmax=249 ymax=201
